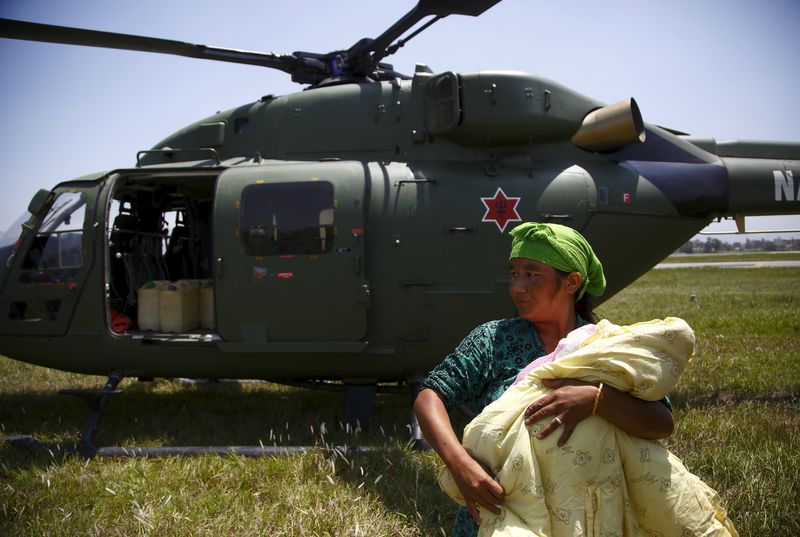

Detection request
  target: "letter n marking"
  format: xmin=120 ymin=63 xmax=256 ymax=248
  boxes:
xmin=774 ymin=170 xmax=794 ymax=201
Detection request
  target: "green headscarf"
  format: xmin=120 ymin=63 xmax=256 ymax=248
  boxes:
xmin=508 ymin=222 xmax=606 ymax=299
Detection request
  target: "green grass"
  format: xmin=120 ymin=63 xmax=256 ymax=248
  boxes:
xmin=2 ymin=267 xmax=799 ymax=535
xmin=2 ymin=447 xmax=449 ymax=536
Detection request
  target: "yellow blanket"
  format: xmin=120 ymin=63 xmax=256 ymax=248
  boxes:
xmin=438 ymin=317 xmax=737 ymax=537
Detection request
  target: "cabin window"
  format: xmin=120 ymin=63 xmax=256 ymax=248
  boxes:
xmin=240 ymin=181 xmax=334 ymax=256
xmin=21 ymin=191 xmax=87 ymax=283
xmin=234 ymin=117 xmax=249 ymax=134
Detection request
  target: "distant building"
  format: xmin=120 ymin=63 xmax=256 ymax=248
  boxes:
xmin=673 ymin=236 xmax=800 ymax=254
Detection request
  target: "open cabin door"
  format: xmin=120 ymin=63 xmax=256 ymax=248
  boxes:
xmin=214 ymin=162 xmax=369 ymax=351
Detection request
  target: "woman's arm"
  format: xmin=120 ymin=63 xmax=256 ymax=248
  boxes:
xmin=523 ymin=379 xmax=674 ymax=447
xmin=413 ymin=388 xmax=504 ymax=523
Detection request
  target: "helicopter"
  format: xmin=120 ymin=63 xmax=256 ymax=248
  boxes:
xmin=0 ymin=0 xmax=798 ymax=455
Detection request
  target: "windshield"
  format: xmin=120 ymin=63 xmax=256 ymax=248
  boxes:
xmin=39 ymin=192 xmax=86 ymax=234
xmin=0 ymin=211 xmax=32 ymax=290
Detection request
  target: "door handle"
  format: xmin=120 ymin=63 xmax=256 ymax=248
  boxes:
xmin=353 ymin=232 xmax=363 ymax=277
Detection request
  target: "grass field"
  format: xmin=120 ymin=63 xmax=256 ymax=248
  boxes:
xmin=1 ymin=267 xmax=798 ymax=535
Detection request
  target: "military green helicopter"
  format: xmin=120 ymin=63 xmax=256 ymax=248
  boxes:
xmin=1 ymin=0 xmax=798 ymax=455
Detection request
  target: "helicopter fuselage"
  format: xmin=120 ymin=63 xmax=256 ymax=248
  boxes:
xmin=0 ymin=68 xmax=797 ymax=384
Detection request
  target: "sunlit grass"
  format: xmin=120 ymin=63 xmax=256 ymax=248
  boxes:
xmin=2 ymin=449 xmax=450 ymax=536
xmin=670 ymin=403 xmax=800 ymax=534
xmin=1 ymin=267 xmax=798 ymax=536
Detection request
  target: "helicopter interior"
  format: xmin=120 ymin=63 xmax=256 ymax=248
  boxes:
xmin=107 ymin=172 xmax=217 ymax=337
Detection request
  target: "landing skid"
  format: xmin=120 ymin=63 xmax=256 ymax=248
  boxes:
xmin=59 ymin=370 xmax=125 ymax=457
xmin=5 ymin=370 xmax=125 ymax=458
xmin=5 ymin=434 xmax=378 ymax=458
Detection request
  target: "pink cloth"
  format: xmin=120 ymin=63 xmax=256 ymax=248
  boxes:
xmin=513 ymin=323 xmax=597 ymax=385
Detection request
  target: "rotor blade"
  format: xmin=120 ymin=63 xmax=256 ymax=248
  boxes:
xmin=0 ymin=18 xmax=307 ymax=75
xmin=346 ymin=0 xmax=504 ymax=68
xmin=416 ymin=0 xmax=504 ymax=17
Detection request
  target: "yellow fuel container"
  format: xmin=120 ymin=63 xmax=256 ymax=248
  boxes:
xmin=137 ymin=280 xmax=169 ymax=331
xmin=159 ymin=280 xmax=200 ymax=333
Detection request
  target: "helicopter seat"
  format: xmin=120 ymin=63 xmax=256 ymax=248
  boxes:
xmin=109 ymin=212 xmax=141 ymax=308
xmin=110 ymin=213 xmax=139 ymax=254
xmin=165 ymin=223 xmax=193 ymax=280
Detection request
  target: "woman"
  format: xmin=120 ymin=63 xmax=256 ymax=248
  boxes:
xmin=413 ymin=222 xmax=674 ymax=537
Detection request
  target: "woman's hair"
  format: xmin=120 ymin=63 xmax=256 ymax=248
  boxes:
xmin=575 ymin=294 xmax=599 ymax=323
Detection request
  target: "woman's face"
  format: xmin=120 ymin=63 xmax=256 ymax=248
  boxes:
xmin=508 ymin=258 xmax=579 ymax=323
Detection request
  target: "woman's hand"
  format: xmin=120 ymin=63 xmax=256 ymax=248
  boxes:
xmin=524 ymin=378 xmax=675 ymax=444
xmin=524 ymin=378 xmax=597 ymax=446
xmin=413 ymin=388 xmax=505 ymax=523
xmin=449 ymin=452 xmax=504 ymax=524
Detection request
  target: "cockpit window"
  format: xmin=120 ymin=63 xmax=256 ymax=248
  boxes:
xmin=240 ymin=181 xmax=334 ymax=256
xmin=21 ymin=191 xmax=87 ymax=282
xmin=39 ymin=191 xmax=86 ymax=234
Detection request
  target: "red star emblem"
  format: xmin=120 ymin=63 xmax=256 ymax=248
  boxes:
xmin=481 ymin=187 xmax=522 ymax=232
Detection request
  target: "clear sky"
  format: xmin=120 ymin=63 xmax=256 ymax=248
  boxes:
xmin=1 ymin=0 xmax=798 ymax=239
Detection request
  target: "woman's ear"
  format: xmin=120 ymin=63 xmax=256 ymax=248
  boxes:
xmin=566 ymin=272 xmax=582 ymax=295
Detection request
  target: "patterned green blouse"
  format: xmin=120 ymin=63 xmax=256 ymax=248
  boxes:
xmin=421 ymin=316 xmax=590 ymax=414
